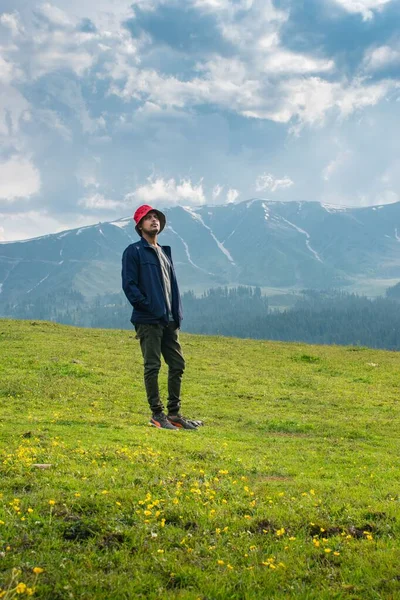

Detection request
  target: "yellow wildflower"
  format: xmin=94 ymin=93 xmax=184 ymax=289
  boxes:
xmin=16 ymin=583 xmax=27 ymax=594
xmin=33 ymin=567 xmax=44 ymax=574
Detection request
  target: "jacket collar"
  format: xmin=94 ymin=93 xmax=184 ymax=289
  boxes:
xmin=140 ymin=237 xmax=170 ymax=252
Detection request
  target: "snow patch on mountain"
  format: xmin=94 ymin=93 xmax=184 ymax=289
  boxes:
xmin=76 ymin=226 xmax=92 ymax=236
xmin=280 ymin=217 xmax=323 ymax=263
xmin=183 ymin=207 xmax=236 ymax=265
xmin=110 ymin=219 xmax=131 ymax=229
xmin=0 ymin=261 xmax=21 ymax=294
xmin=262 ymin=202 xmax=270 ymax=221
xmin=246 ymin=199 xmax=257 ymax=209
xmin=322 ymin=204 xmax=348 ymax=213
xmin=26 ymin=273 xmax=50 ymax=294
xmin=167 ymin=226 xmax=214 ymax=275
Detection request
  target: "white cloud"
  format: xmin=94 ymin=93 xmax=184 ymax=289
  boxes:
xmin=331 ymin=0 xmax=393 ymax=21
xmin=0 ymin=55 xmax=15 ymax=85
xmin=32 ymin=47 xmax=94 ymax=78
xmin=130 ymin=176 xmax=206 ymax=206
xmin=255 ymin=173 xmax=294 ymax=192
xmin=255 ymin=77 xmax=396 ymax=130
xmin=1 ymin=7 xmax=105 ymax=82
xmin=49 ymin=0 xmax=135 ymax=32
xmin=194 ymin=0 xmax=231 ymax=9
xmin=79 ymin=174 xmax=100 ymax=189
xmin=322 ymin=150 xmax=352 ymax=181
xmin=109 ymin=51 xmax=394 ymax=132
xmin=78 ymin=193 xmax=125 ymax=210
xmin=212 ymin=184 xmax=223 ymax=199
xmin=335 ymin=79 xmax=394 ymax=118
xmin=35 ymin=109 xmax=72 ymax=141
xmin=262 ymin=50 xmax=334 ymax=75
xmin=0 ymin=210 xmax=97 ymax=241
xmin=0 ymin=12 xmax=24 ymax=36
xmin=0 ymin=156 xmax=41 ymax=202
xmin=43 ymin=79 xmax=99 ymax=134
xmin=375 ymin=189 xmax=398 ymax=204
xmin=219 ymin=0 xmax=288 ymax=48
xmin=226 ymin=188 xmax=239 ymax=203
xmin=0 ymin=48 xmax=24 ymax=86
xmin=2 ymin=0 xmax=387 ymax=139
xmin=363 ymin=45 xmax=400 ymax=71
xmin=38 ymin=3 xmax=74 ymax=27
xmin=0 ymin=85 xmax=30 ymax=142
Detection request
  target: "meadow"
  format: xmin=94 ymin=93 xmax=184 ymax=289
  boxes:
xmin=0 ymin=319 xmax=399 ymax=599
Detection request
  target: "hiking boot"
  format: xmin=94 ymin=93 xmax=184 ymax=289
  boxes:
xmin=150 ymin=413 xmax=179 ymax=430
xmin=167 ymin=414 xmax=199 ymax=430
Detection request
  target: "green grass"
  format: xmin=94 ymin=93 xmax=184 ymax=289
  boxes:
xmin=0 ymin=319 xmax=399 ymax=599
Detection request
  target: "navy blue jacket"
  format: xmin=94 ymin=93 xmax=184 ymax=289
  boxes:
xmin=122 ymin=237 xmax=183 ymax=326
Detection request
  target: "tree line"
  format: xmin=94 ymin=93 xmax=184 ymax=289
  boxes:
xmin=2 ymin=285 xmax=400 ymax=350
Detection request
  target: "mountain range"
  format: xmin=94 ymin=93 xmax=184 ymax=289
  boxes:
xmin=1 ymin=199 xmax=400 ymax=305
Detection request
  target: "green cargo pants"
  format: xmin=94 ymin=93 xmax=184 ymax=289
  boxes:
xmin=135 ymin=322 xmax=185 ymax=416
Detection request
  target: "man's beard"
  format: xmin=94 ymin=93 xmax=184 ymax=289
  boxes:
xmin=143 ymin=226 xmax=158 ymax=237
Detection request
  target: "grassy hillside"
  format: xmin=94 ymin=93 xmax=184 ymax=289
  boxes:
xmin=0 ymin=319 xmax=399 ymax=599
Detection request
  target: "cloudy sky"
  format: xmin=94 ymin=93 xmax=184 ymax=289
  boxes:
xmin=0 ymin=0 xmax=399 ymax=241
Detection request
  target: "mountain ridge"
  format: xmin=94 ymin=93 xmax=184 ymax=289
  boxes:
xmin=1 ymin=198 xmax=400 ymax=304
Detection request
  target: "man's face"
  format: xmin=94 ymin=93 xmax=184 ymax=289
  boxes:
xmin=140 ymin=211 xmax=160 ymax=236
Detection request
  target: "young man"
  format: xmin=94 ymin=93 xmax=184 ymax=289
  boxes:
xmin=122 ymin=204 xmax=201 ymax=430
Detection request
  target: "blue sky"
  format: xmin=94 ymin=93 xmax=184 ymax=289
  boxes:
xmin=0 ymin=0 xmax=399 ymax=240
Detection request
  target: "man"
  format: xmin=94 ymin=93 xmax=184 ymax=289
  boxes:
xmin=122 ymin=204 xmax=201 ymax=430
